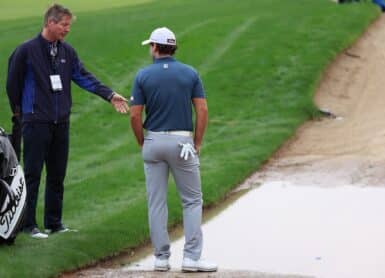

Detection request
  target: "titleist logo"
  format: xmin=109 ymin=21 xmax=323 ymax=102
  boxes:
xmin=9 ymin=166 xmax=17 ymax=177
xmin=0 ymin=177 xmax=24 ymax=234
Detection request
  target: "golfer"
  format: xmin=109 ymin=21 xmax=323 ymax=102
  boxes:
xmin=130 ymin=27 xmax=217 ymax=272
xmin=6 ymin=4 xmax=129 ymax=239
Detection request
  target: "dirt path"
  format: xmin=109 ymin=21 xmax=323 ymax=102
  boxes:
xmin=67 ymin=15 xmax=385 ymax=278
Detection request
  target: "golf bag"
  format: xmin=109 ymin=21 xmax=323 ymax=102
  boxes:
xmin=0 ymin=127 xmax=26 ymax=245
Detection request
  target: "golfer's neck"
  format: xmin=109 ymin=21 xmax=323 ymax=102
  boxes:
xmin=154 ymin=53 xmax=172 ymax=59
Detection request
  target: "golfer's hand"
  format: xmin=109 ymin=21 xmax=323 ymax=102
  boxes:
xmin=194 ymin=144 xmax=201 ymax=155
xmin=110 ymin=92 xmax=129 ymax=114
xmin=179 ymin=142 xmax=197 ymax=160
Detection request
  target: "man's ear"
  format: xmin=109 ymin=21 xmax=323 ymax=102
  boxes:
xmin=47 ymin=19 xmax=56 ymax=27
xmin=152 ymin=43 xmax=158 ymax=53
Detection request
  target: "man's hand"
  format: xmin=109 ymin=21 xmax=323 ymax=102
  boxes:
xmin=194 ymin=143 xmax=201 ymax=155
xmin=11 ymin=114 xmax=22 ymax=160
xmin=110 ymin=92 xmax=129 ymax=114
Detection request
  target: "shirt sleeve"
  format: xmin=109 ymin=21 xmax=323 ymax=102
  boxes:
xmin=6 ymin=46 xmax=27 ymax=114
xmin=71 ymin=49 xmax=114 ymax=101
xmin=192 ymin=72 xmax=206 ymax=99
xmin=130 ymin=72 xmax=145 ymax=105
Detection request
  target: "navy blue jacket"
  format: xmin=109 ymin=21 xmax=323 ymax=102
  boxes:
xmin=6 ymin=34 xmax=114 ymax=123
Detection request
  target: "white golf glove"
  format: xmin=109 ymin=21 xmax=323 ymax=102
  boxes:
xmin=178 ymin=142 xmax=196 ymax=160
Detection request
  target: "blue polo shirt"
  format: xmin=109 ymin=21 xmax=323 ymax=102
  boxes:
xmin=130 ymin=56 xmax=205 ymax=131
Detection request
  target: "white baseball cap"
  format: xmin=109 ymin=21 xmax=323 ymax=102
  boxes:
xmin=141 ymin=27 xmax=177 ymax=46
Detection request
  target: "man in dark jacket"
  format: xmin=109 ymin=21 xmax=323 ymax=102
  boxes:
xmin=6 ymin=4 xmax=129 ymax=239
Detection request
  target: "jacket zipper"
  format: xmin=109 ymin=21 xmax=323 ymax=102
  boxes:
xmin=55 ymin=93 xmax=58 ymax=124
xmin=32 ymin=92 xmax=35 ymax=114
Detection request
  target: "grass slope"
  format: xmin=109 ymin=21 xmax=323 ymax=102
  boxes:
xmin=0 ymin=0 xmax=379 ymax=277
xmin=0 ymin=0 xmax=154 ymax=21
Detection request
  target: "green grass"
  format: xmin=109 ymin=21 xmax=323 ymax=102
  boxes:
xmin=0 ymin=0 xmax=154 ymax=21
xmin=0 ymin=0 xmax=379 ymax=277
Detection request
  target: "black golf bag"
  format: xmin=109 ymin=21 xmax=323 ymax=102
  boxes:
xmin=0 ymin=127 xmax=26 ymax=245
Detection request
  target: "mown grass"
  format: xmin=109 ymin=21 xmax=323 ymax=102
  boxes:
xmin=0 ymin=0 xmax=379 ymax=277
xmin=0 ymin=0 xmax=155 ymax=21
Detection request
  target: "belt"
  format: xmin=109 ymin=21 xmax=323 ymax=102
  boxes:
xmin=148 ymin=130 xmax=193 ymax=137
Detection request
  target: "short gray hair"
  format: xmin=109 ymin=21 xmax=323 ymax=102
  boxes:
xmin=44 ymin=4 xmax=72 ymax=25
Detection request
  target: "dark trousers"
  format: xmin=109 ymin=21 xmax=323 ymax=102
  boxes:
xmin=22 ymin=122 xmax=69 ymax=230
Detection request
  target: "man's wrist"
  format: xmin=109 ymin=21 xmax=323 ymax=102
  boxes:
xmin=138 ymin=137 xmax=144 ymax=147
xmin=194 ymin=138 xmax=202 ymax=147
xmin=108 ymin=91 xmax=116 ymax=102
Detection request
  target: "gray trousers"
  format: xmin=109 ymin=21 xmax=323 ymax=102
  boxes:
xmin=142 ymin=132 xmax=203 ymax=260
